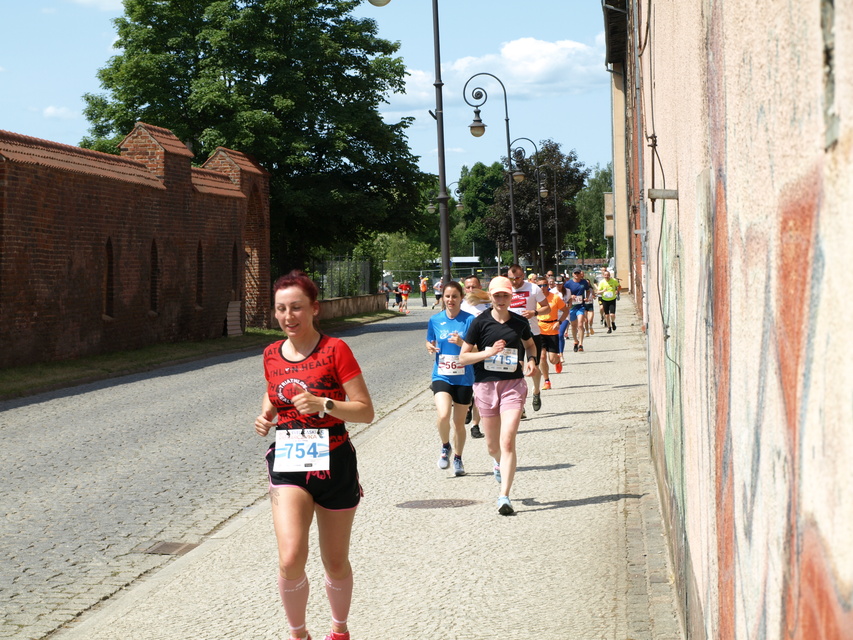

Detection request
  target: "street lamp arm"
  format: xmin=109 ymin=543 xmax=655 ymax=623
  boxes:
xmin=462 ymin=73 xmax=508 ymax=113
xmin=463 ymin=71 xmax=518 ymax=265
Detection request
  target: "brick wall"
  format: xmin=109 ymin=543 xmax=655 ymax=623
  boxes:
xmin=0 ymin=122 xmax=270 ymax=369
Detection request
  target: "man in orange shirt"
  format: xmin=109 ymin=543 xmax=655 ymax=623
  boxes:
xmin=419 ymin=276 xmax=429 ymax=307
xmin=536 ymin=275 xmax=568 ymax=390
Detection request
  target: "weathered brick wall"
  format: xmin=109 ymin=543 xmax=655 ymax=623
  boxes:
xmin=0 ymin=123 xmax=270 ymax=369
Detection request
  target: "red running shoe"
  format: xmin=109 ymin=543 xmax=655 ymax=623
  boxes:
xmin=556 ymin=361 xmax=563 ymax=374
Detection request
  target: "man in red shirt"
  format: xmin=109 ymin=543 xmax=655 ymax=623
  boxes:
xmin=398 ymin=280 xmax=412 ymax=313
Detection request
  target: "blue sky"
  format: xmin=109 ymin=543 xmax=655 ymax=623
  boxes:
xmin=0 ymin=0 xmax=613 ymax=183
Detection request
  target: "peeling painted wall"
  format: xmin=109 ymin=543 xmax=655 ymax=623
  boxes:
xmin=612 ymin=0 xmax=853 ymax=638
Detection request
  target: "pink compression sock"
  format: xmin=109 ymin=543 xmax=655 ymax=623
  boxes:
xmin=278 ymin=574 xmax=310 ymax=635
xmin=324 ymin=573 xmax=353 ymax=627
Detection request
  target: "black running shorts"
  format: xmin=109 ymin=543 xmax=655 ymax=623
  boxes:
xmin=266 ymin=438 xmax=362 ymax=510
xmin=431 ymin=379 xmax=474 ymax=405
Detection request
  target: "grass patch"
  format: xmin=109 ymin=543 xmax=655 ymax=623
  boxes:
xmin=0 ymin=309 xmax=399 ymax=401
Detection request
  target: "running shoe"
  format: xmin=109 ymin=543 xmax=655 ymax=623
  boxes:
xmin=497 ymin=496 xmax=514 ymax=516
xmin=532 ymin=393 xmax=542 ymax=411
xmin=555 ymin=361 xmax=563 ymax=374
xmin=521 ymin=409 xmax=527 ymax=420
xmin=438 ymin=444 xmax=452 ymax=469
xmin=453 ymin=456 xmax=466 ymax=476
xmin=611 ymin=323 xmax=616 ymax=331
xmin=607 ymin=327 xmax=612 ymax=334
xmin=290 ymin=635 xmax=312 ymax=640
xmin=588 ymin=327 xmax=595 ymax=335
xmin=465 ymin=404 xmax=473 ymax=424
xmin=493 ymin=461 xmax=502 ymax=484
xmin=578 ymin=344 xmax=584 ymax=352
xmin=470 ymin=424 xmax=484 ymax=438
xmin=573 ymin=342 xmax=579 ymax=352
xmin=324 ymin=633 xmax=349 ymax=640
xmin=543 ymin=380 xmax=552 ymax=390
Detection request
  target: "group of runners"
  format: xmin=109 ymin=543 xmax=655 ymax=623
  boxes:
xmin=252 ymin=265 xmax=620 ymax=640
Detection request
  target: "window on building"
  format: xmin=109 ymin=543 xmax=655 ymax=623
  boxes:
xmin=150 ymin=240 xmax=160 ymax=313
xmin=231 ymin=242 xmax=239 ymax=300
xmin=196 ymin=241 xmax=204 ymax=307
xmin=104 ymin=238 xmax=115 ymax=318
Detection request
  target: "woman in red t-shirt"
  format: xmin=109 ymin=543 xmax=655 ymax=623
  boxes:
xmin=254 ymin=270 xmax=374 ymax=640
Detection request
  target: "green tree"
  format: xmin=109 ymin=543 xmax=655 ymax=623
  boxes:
xmin=570 ymin=162 xmax=613 ymax=262
xmin=81 ymin=0 xmax=431 ymax=274
xmin=481 ymin=140 xmax=588 ymax=271
xmin=455 ymin=162 xmax=504 ymax=265
xmin=383 ymin=233 xmax=437 ymax=280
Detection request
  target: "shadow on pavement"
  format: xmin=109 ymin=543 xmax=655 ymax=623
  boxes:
xmin=516 ymin=462 xmax=575 ymax=472
xmin=518 ymin=492 xmax=646 ymax=512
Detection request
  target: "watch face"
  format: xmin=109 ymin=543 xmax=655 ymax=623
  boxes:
xmin=324 ymin=398 xmax=333 ymax=411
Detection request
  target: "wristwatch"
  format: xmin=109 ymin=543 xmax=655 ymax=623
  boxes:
xmin=319 ymin=397 xmax=335 ymax=418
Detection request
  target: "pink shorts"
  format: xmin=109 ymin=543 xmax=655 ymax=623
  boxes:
xmin=473 ymin=378 xmax=528 ymax=417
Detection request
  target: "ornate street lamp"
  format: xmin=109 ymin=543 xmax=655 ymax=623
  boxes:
xmin=369 ymin=0 xmax=451 ymax=282
xmin=539 ymin=166 xmax=561 ymax=274
xmin=463 ymin=72 xmax=519 ymax=264
xmin=428 ymin=181 xmax=463 ymax=213
xmin=510 ymin=137 xmax=546 ymax=274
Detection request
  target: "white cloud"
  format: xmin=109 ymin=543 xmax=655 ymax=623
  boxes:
xmin=0 ymin=66 xmax=5 ymax=73
xmin=449 ymin=36 xmax=607 ymax=99
xmin=43 ymin=106 xmax=78 ymax=120
xmin=67 ymin=0 xmax=124 ymax=10
xmin=386 ymin=35 xmax=608 ymax=118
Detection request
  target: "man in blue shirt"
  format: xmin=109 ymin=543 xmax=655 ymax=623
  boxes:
xmin=565 ymin=267 xmax=592 ymax=352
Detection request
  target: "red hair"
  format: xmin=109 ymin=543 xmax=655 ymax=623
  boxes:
xmin=272 ymin=270 xmax=319 ymax=304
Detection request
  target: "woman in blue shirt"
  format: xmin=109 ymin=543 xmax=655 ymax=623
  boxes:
xmin=425 ymin=281 xmax=474 ymax=476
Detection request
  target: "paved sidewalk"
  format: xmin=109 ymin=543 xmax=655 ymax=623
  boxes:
xmin=54 ymin=297 xmax=683 ymax=640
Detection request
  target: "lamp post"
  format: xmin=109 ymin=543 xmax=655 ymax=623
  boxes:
xmin=463 ymin=72 xmax=520 ymax=265
xmin=510 ymin=137 xmax=547 ymax=274
xmin=539 ymin=166 xmax=561 ymax=274
xmin=427 ymin=181 xmax=463 ymax=214
xmin=368 ymin=0 xmax=451 ymax=283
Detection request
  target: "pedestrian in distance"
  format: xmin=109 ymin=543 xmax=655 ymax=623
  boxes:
xmin=598 ymin=269 xmax=621 ymax=332
xmin=535 ymin=274 xmax=567 ymax=388
xmin=460 ymin=275 xmax=491 ymax=439
xmin=420 ymin=275 xmax=429 ymax=307
xmin=254 ymin=270 xmax=375 ymax=640
xmin=553 ymin=276 xmax=571 ymax=362
xmin=398 ymin=279 xmax=412 ymax=314
xmin=579 ymin=270 xmax=597 ymax=336
xmin=425 ymin=281 xmax=474 ymax=476
xmin=392 ymin=282 xmax=402 ymax=308
xmin=565 ymin=267 xmax=593 ymax=352
xmin=506 ymin=264 xmax=550 ymax=413
xmin=432 ymin=277 xmax=444 ymax=309
xmin=458 ymin=276 xmax=537 ymax=516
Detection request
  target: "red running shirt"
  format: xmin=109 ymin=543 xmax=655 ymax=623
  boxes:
xmin=263 ymin=335 xmax=362 ymax=448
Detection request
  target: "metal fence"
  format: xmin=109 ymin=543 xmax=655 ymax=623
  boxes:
xmin=307 ymin=255 xmax=373 ymax=300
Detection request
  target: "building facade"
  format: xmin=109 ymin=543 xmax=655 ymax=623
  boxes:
xmin=0 ymin=122 xmax=270 ymax=369
xmin=604 ymin=1 xmax=852 ymax=638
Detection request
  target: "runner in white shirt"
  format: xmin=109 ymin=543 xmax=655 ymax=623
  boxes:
xmin=506 ymin=264 xmax=550 ymax=413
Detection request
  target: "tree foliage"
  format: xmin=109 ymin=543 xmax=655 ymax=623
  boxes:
xmin=81 ymin=0 xmax=431 ymax=274
xmin=477 ymin=140 xmax=589 ymax=270
xmin=455 ymin=162 xmax=505 ymax=263
xmin=569 ymin=162 xmax=613 ymax=263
